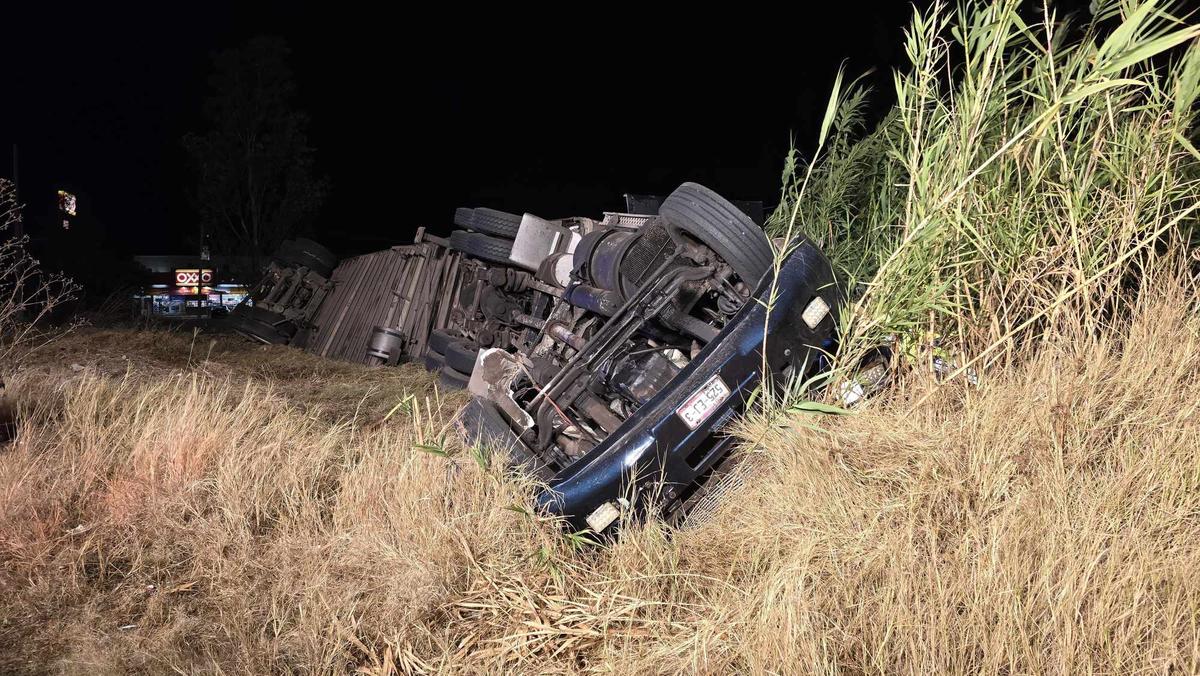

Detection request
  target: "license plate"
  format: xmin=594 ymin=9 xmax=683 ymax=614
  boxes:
xmin=676 ymin=375 xmax=731 ymax=429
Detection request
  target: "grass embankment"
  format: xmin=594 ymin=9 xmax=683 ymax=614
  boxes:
xmin=2 ymin=281 xmax=1198 ymax=673
xmin=3 ymin=1 xmax=1200 ymax=673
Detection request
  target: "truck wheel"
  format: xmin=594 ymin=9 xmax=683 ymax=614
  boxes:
xmin=243 ymin=306 xmax=297 ymax=337
xmin=449 ymin=231 xmax=514 ymax=266
xmin=659 ymin=182 xmax=774 ymax=287
xmin=427 ymin=329 xmax=459 ymax=356
xmin=424 ymin=350 xmax=445 ymax=372
xmin=439 ymin=365 xmax=470 ymax=389
xmin=454 ymin=207 xmax=475 ymax=229
xmin=468 ymin=207 xmax=522 ymax=239
xmin=275 ymin=238 xmax=337 ymax=278
xmin=271 ymin=240 xmax=300 ymax=267
xmin=445 ymin=341 xmax=480 ymax=374
xmin=228 ymin=313 xmax=291 ymax=345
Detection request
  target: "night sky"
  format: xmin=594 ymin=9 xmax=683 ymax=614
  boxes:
xmin=3 ymin=3 xmax=943 ymax=259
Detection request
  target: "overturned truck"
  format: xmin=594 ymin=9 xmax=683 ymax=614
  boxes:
xmin=230 ymin=183 xmax=839 ymax=534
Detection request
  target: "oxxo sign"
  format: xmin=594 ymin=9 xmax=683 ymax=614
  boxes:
xmin=175 ymin=269 xmax=214 ymax=286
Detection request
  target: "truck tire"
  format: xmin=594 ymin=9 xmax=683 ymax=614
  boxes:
xmin=454 ymin=207 xmax=474 ymax=229
xmin=439 ymin=365 xmax=470 ymax=389
xmin=424 ymin=350 xmax=445 ymax=372
xmin=445 ymin=341 xmax=480 ymax=374
xmin=659 ymin=182 xmax=774 ymax=286
xmin=276 ymin=238 xmax=337 ymax=278
xmin=271 ymin=240 xmax=300 ymax=267
xmin=427 ymin=329 xmax=459 ymax=356
xmin=468 ymin=207 xmax=522 ymax=239
xmin=449 ymin=231 xmax=514 ymax=266
xmin=243 ymin=306 xmax=296 ymax=336
xmin=229 ymin=313 xmax=291 ymax=345
xmin=232 ymin=305 xmax=297 ymax=338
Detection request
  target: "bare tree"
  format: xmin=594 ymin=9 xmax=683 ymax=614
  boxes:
xmin=183 ymin=36 xmax=328 ymax=273
xmin=0 ymin=179 xmax=78 ymax=367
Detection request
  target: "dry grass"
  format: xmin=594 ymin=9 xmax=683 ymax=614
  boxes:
xmin=2 ymin=272 xmax=1198 ymax=674
xmin=13 ymin=327 xmax=450 ymax=424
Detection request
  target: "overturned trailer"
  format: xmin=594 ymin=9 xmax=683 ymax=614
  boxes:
xmin=229 ymin=183 xmax=839 ymax=534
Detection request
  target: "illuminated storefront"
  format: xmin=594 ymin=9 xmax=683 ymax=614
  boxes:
xmin=133 ymin=256 xmax=251 ymax=319
xmin=138 ymin=281 xmax=248 ymax=317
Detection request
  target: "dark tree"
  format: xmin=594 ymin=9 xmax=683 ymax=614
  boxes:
xmin=184 ymin=37 xmax=327 ymax=271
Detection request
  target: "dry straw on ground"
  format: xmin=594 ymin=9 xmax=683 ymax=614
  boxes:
xmin=1 ymin=274 xmax=1197 ymax=674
